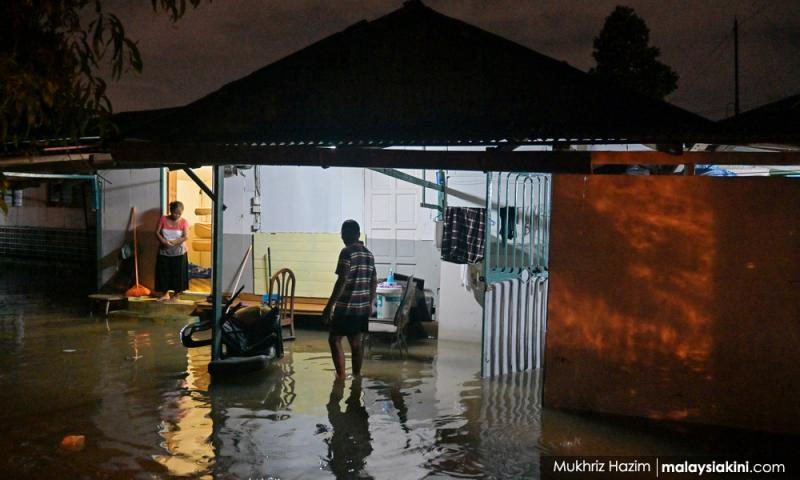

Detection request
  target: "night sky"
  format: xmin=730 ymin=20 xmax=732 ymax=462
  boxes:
xmin=104 ymin=0 xmax=800 ymax=120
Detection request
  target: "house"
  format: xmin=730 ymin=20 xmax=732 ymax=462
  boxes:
xmin=104 ymin=0 xmax=714 ymax=343
xmin=3 ymin=0 xmax=799 ymax=434
xmin=712 ymin=93 xmax=800 ymax=175
xmin=719 ymin=93 xmax=800 ymax=144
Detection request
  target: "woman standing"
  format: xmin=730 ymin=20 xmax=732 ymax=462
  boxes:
xmin=155 ymin=201 xmax=189 ymax=301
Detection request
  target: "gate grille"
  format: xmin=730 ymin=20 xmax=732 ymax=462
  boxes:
xmin=481 ymin=172 xmax=551 ymax=377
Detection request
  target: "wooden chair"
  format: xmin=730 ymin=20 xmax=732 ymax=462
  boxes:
xmin=366 ymin=276 xmax=415 ymax=356
xmin=269 ymin=268 xmax=296 ymax=340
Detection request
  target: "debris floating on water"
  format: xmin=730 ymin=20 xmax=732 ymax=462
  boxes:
xmin=60 ymin=435 xmax=85 ymax=452
xmin=62 ymin=349 xmax=76 ymax=353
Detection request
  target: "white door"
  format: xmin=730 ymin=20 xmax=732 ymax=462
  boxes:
xmin=364 ymin=169 xmax=436 ymax=280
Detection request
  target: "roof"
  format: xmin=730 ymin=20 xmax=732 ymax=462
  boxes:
xmin=719 ymin=94 xmax=800 ymax=144
xmin=123 ymin=0 xmax=716 ymax=146
xmin=113 ymin=107 xmax=182 ymax=133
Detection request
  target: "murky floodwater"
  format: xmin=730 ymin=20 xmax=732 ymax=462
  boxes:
xmin=0 ymin=308 xmax=793 ymax=479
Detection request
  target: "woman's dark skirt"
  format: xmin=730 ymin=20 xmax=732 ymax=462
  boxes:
xmin=155 ymin=253 xmax=189 ymax=293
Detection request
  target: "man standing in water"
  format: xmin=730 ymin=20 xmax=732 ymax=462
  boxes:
xmin=323 ymin=220 xmax=377 ymax=379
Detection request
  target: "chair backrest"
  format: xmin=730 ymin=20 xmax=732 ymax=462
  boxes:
xmin=393 ymin=275 xmax=416 ymax=329
xmin=269 ymin=268 xmax=296 ymax=322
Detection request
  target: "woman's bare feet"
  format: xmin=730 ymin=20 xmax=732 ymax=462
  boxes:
xmin=157 ymin=290 xmax=174 ymax=302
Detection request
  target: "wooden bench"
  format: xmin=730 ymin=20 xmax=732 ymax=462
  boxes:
xmin=191 ymin=294 xmax=327 ymax=317
xmin=88 ymin=294 xmax=127 ymax=317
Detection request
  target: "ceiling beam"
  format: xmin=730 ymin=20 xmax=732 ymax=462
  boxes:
xmin=590 ymin=151 xmax=800 ymax=166
xmin=110 ymin=143 xmax=592 ymax=173
xmin=5 ymin=145 xmax=800 ymax=174
xmin=0 ymin=153 xmax=112 ymax=168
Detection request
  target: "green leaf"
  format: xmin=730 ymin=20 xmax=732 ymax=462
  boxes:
xmin=2 ymin=0 xmax=204 ymax=145
xmin=124 ymin=38 xmax=143 ymax=72
xmin=92 ymin=13 xmax=104 ymax=55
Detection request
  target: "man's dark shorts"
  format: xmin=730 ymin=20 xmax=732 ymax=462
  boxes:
xmin=331 ymin=310 xmax=369 ymax=337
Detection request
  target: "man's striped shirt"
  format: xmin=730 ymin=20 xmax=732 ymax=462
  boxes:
xmin=334 ymin=242 xmax=376 ymax=317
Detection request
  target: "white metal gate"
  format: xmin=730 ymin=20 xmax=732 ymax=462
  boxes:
xmin=483 ymin=275 xmax=549 ymax=376
xmin=481 ymin=173 xmax=551 ymax=377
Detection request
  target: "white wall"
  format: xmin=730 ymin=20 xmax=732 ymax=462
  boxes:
xmin=259 ymin=166 xmax=364 ymax=233
xmin=206 ymin=168 xmax=259 ymax=292
xmin=98 ymin=168 xmax=162 ymax=287
xmin=436 ymin=170 xmax=489 ymax=343
xmin=253 ymin=156 xmax=489 ymax=342
xmin=91 ymin=163 xmax=486 ymax=323
xmin=0 ymin=183 xmax=85 ymax=228
xmin=245 ymin=166 xmax=365 ymax=295
xmin=223 ymin=168 xmax=257 ymax=235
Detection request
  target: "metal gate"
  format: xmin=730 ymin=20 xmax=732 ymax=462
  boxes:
xmin=481 ymin=173 xmax=551 ymax=377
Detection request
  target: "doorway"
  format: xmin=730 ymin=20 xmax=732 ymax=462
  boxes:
xmin=166 ymin=168 xmax=213 ymax=293
xmin=363 ymin=168 xmax=441 ymax=305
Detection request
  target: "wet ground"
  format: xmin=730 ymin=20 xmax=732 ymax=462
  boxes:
xmin=0 ymin=307 xmax=795 ymax=479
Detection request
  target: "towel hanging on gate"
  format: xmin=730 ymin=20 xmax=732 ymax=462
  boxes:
xmin=441 ymin=207 xmax=485 ymax=264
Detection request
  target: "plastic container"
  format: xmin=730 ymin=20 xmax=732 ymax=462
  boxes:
xmin=376 ymin=283 xmax=403 ymax=319
xmin=262 ymin=293 xmax=280 ymax=304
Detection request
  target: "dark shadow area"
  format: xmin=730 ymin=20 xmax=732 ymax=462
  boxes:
xmin=0 ymin=257 xmax=92 ymax=310
xmin=542 ymin=407 xmax=800 ymax=457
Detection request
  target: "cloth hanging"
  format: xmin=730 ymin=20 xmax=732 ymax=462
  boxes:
xmin=460 ymin=263 xmax=482 ymax=292
xmin=499 ymin=206 xmax=516 ymax=241
xmin=441 ymin=207 xmax=485 ymax=264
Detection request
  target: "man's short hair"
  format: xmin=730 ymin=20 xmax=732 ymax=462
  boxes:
xmin=341 ymin=219 xmax=360 ymax=240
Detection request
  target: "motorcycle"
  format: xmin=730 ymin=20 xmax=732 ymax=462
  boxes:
xmin=180 ymin=286 xmax=284 ymax=375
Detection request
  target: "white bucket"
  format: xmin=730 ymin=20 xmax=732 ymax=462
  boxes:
xmin=376 ymin=284 xmax=403 ymax=319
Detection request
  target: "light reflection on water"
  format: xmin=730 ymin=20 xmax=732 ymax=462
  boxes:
xmin=0 ymin=310 xmax=793 ymax=479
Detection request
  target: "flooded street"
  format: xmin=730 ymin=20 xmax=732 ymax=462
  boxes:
xmin=3 ymin=0 xmax=800 ymax=475
xmin=0 ymin=309 xmax=793 ymax=479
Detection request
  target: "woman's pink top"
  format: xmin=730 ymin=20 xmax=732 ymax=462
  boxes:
xmin=158 ymin=215 xmax=189 ymax=256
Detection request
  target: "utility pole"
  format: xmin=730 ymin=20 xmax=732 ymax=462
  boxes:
xmin=734 ymin=16 xmax=740 ymax=115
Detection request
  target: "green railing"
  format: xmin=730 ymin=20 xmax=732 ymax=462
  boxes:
xmin=483 ymin=172 xmax=551 ymax=284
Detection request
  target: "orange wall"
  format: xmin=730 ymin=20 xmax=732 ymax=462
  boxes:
xmin=545 ymin=174 xmax=800 ymax=433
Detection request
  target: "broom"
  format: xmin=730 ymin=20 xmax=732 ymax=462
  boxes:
xmin=126 ymin=207 xmax=151 ymax=297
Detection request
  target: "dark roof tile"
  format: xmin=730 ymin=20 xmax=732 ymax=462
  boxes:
xmin=719 ymin=94 xmax=800 ymax=143
xmin=124 ymin=0 xmax=716 ymax=145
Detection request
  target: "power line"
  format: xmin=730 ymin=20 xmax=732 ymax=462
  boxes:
xmin=671 ymin=0 xmax=774 ymax=105
xmin=670 ymin=31 xmax=732 ymax=103
xmin=738 ymin=0 xmax=772 ymax=26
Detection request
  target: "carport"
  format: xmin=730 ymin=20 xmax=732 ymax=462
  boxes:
xmin=3 ymin=1 xmax=799 ymax=433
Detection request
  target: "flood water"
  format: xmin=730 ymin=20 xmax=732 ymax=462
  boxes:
xmin=0 ymin=308 xmax=794 ymax=479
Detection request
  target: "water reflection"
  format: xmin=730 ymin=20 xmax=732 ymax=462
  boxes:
xmin=153 ymin=346 xmax=213 ymax=478
xmin=0 ymin=313 xmax=793 ymax=479
xmin=0 ymin=312 xmax=24 ymax=353
xmin=325 ymin=377 xmax=373 ymax=478
xmin=148 ymin=333 xmax=477 ymax=479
